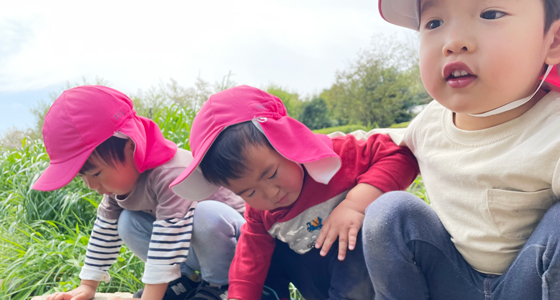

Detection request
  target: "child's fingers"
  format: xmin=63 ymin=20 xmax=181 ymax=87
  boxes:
xmin=348 ymin=226 xmax=359 ymax=251
xmin=49 ymin=292 xmax=69 ymax=300
xmin=315 ymin=223 xmax=328 ymax=249
xmin=319 ymin=229 xmax=338 ymax=256
xmin=338 ymin=230 xmax=349 ymax=261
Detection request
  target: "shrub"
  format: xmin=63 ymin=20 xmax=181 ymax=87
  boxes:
xmin=312 ymin=124 xmax=371 ymax=134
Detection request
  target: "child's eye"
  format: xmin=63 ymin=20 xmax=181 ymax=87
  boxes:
xmin=425 ymin=19 xmax=443 ymax=30
xmin=247 ymin=190 xmax=255 ymax=197
xmin=93 ymin=171 xmax=101 ymax=177
xmin=480 ymin=10 xmax=506 ymax=20
xmin=268 ymin=170 xmax=277 ymax=179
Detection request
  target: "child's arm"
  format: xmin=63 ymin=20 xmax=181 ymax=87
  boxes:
xmin=315 ymin=134 xmax=419 ymax=260
xmin=228 ymin=209 xmax=276 ymax=300
xmin=315 ymin=183 xmax=383 ymax=260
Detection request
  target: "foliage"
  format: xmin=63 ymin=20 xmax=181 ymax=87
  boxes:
xmin=0 ymin=139 xmax=97 ymax=228
xmin=298 ymin=97 xmax=336 ymax=130
xmin=151 ymin=104 xmax=195 ymax=150
xmin=407 ymin=176 xmax=429 ymax=204
xmin=389 ymin=121 xmax=410 ymax=128
xmin=132 ymin=73 xmax=235 ymax=118
xmin=0 ymin=126 xmax=38 ymax=150
xmin=321 ymin=35 xmax=430 ymax=128
xmin=0 ymin=221 xmax=143 ymax=300
xmin=265 ymin=85 xmax=303 ymax=119
xmin=312 ymin=124 xmax=371 ymax=135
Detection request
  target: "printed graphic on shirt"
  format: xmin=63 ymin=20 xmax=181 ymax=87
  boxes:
xmin=267 ymin=191 xmax=349 ymax=254
xmin=306 ymin=217 xmax=323 ymax=232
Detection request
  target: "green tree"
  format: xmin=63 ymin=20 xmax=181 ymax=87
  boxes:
xmin=265 ymin=85 xmax=303 ymax=118
xmin=298 ymin=97 xmax=336 ymax=130
xmin=321 ymin=35 xmax=429 ymax=128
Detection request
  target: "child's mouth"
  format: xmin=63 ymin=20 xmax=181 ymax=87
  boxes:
xmin=448 ymin=70 xmax=470 ymax=79
xmin=277 ymin=194 xmax=289 ymax=205
xmin=443 ymin=63 xmax=477 ymax=88
xmin=446 ymin=71 xmax=476 ymax=88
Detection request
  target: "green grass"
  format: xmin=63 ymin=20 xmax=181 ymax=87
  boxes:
xmin=0 ymin=220 xmax=144 ymax=299
xmin=152 ymin=104 xmax=196 ymax=150
xmin=312 ymin=124 xmax=372 ymax=134
xmin=0 ymin=138 xmax=146 ymax=299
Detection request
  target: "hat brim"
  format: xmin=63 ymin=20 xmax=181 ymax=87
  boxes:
xmin=258 ymin=117 xmax=341 ymax=185
xmin=379 ymin=0 xmax=420 ymax=30
xmin=32 ymin=146 xmax=94 ymax=191
xmin=170 ymin=128 xmax=222 ymax=201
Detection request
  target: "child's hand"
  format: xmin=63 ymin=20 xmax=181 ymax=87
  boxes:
xmin=315 ymin=183 xmax=383 ymax=261
xmin=44 ymin=284 xmax=96 ymax=300
xmin=314 ymin=199 xmax=365 ymax=261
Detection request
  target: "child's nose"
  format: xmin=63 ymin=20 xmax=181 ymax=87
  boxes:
xmin=442 ymin=27 xmax=475 ymax=56
xmin=81 ymin=176 xmax=100 ymax=191
xmin=263 ymin=185 xmax=279 ymax=201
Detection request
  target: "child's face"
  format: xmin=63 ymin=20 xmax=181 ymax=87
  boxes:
xmin=223 ymin=144 xmax=304 ymax=211
xmin=79 ymin=140 xmax=140 ymax=197
xmin=418 ymin=0 xmax=553 ymax=119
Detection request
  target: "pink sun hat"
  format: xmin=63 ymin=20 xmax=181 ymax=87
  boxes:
xmin=33 ymin=85 xmax=177 ymax=191
xmin=378 ymin=0 xmax=420 ymax=30
xmin=170 ymin=85 xmax=341 ymax=201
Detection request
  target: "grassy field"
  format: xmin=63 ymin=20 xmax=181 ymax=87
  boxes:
xmin=0 ymin=104 xmax=426 ymax=299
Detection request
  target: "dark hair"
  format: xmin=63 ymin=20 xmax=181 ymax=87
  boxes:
xmin=199 ymin=121 xmax=272 ymax=186
xmin=79 ymin=136 xmax=128 ymax=174
xmin=545 ymin=0 xmax=560 ymax=33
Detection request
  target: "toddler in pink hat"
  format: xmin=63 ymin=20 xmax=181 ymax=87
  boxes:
xmin=34 ymin=86 xmax=245 ymax=300
xmin=170 ymin=85 xmax=419 ymax=300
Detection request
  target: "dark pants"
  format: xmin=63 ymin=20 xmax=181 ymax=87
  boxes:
xmin=265 ymin=231 xmax=374 ymax=300
xmin=363 ymin=191 xmax=560 ymax=300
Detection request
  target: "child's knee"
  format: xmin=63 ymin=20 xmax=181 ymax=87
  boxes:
xmin=544 ymin=200 xmax=560 ymax=217
xmin=117 ymin=210 xmax=152 ymax=238
xmin=193 ymin=201 xmax=244 ymax=238
xmin=535 ymin=200 xmax=560 ymax=233
xmin=363 ymin=191 xmax=427 ymax=240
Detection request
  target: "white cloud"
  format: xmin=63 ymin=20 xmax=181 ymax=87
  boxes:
xmin=0 ymin=0 xmax=411 ymax=96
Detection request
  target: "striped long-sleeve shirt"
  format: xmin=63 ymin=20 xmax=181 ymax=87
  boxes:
xmin=79 ymin=149 xmax=245 ymax=284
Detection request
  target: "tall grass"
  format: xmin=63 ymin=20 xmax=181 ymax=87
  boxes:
xmin=0 ymin=139 xmax=146 ymax=299
xmin=152 ymin=104 xmax=196 ymax=150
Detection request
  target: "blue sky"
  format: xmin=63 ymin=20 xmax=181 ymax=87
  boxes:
xmin=0 ymin=0 xmax=411 ymax=133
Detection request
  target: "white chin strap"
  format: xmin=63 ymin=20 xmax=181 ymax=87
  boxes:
xmin=469 ymin=65 xmax=553 ymax=117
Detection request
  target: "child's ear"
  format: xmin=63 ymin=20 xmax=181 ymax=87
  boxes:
xmin=126 ymin=139 xmax=136 ymax=155
xmin=545 ymin=19 xmax=560 ymax=65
